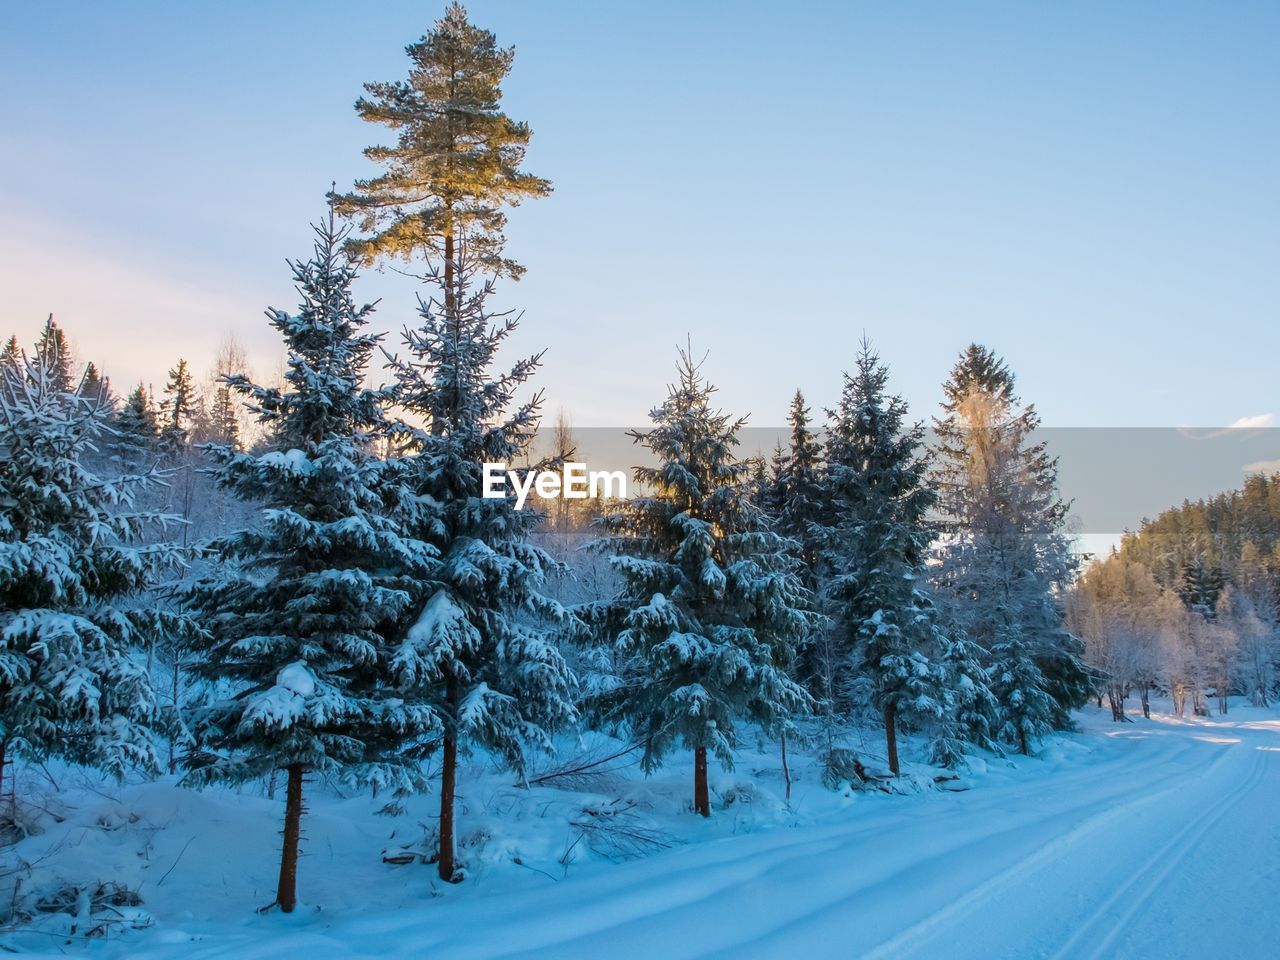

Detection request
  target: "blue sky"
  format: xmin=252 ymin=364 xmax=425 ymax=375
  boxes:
xmin=2 ymin=0 xmax=1277 ymax=427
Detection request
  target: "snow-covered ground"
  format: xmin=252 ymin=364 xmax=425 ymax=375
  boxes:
xmin=3 ymin=701 xmax=1277 ymax=958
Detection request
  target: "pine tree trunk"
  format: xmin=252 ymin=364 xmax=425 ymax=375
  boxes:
xmin=168 ymin=659 xmax=181 ymax=775
xmin=1018 ymin=728 xmax=1029 ymax=756
xmin=438 ymin=675 xmax=460 ymax=882
xmin=1140 ymin=686 xmax=1150 ymax=719
xmin=276 ymin=764 xmax=304 ymax=913
xmin=780 ymin=733 xmax=791 ymax=802
xmin=444 ymin=230 xmax=455 ymax=318
xmin=693 ymin=746 xmax=710 ymax=817
xmin=883 ymin=701 xmax=900 ymax=776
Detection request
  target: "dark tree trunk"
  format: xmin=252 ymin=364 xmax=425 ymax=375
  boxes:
xmin=1107 ymin=692 xmax=1123 ymax=722
xmin=693 ymin=746 xmax=710 ymax=817
xmin=1140 ymin=686 xmax=1150 ymax=719
xmin=438 ymin=675 xmax=460 ymax=882
xmin=444 ymin=229 xmax=455 ymax=317
xmin=780 ymin=732 xmax=791 ymax=802
xmin=0 ymin=738 xmax=7 ymax=808
xmin=276 ymin=764 xmax=304 ymax=913
xmin=169 ymin=659 xmax=181 ymax=774
xmin=1018 ymin=728 xmax=1029 ymax=756
xmin=1096 ymin=694 xmax=1103 ymax=708
xmin=883 ymin=701 xmax=900 ymax=776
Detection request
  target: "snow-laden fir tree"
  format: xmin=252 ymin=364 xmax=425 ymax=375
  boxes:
xmin=0 ymin=339 xmax=178 ymax=805
xmin=34 ymin=316 xmax=75 ymax=396
xmin=931 ymin=345 xmax=1088 ymax=754
xmin=114 ymin=384 xmax=161 ymax=464
xmin=0 ymin=337 xmax=19 ymax=370
xmin=160 ymin=359 xmax=197 ymax=455
xmin=822 ymin=342 xmax=947 ymax=775
xmin=204 ymin=385 xmax=240 ymax=449
xmin=777 ymin=390 xmax=827 ymax=574
xmin=384 ymin=248 xmax=576 ymax=882
xmin=182 ymin=211 xmax=439 ymax=913
xmin=925 ymin=629 xmax=1001 ymax=768
xmin=79 ymin=362 xmax=109 ymax=403
xmin=585 ymin=348 xmax=810 ymax=816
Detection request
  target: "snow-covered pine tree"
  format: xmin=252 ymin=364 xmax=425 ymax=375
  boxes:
xmin=586 ymin=348 xmax=810 ymax=816
xmin=822 ymin=342 xmax=944 ymax=775
xmin=204 ymin=385 xmax=240 ymax=449
xmin=34 ymin=315 xmax=75 ymax=396
xmin=160 ymin=359 xmax=197 ymax=455
xmin=182 ymin=211 xmax=438 ymax=913
xmin=772 ymin=389 xmax=835 ymax=716
xmin=0 ymin=338 xmax=178 ymax=805
xmin=115 ymin=384 xmax=160 ymax=462
xmin=764 ymin=442 xmax=790 ymax=521
xmin=931 ymin=345 xmax=1087 ymax=754
xmin=78 ymin=362 xmax=109 ymax=403
xmin=0 ymin=336 xmax=19 ymax=370
xmin=384 ymin=249 xmax=576 ymax=882
xmin=927 ymin=629 xmax=1001 ymax=768
xmin=777 ymin=390 xmax=827 ymax=575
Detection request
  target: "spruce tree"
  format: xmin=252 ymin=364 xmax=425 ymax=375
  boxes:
xmin=182 ymin=211 xmax=438 ymax=913
xmin=928 ymin=630 xmax=1000 ymax=768
xmin=931 ymin=345 xmax=1087 ymax=754
xmin=78 ymin=361 xmax=109 ymax=403
xmin=587 ymin=349 xmax=810 ymax=816
xmin=334 ymin=2 xmax=552 ymax=287
xmin=115 ymin=383 xmax=161 ymax=462
xmin=777 ymin=390 xmax=827 ymax=573
xmin=34 ymin=315 xmax=75 ymax=396
xmin=822 ymin=343 xmax=944 ymax=775
xmin=384 ymin=251 xmax=576 ymax=881
xmin=772 ymin=389 xmax=835 ymax=721
xmin=206 ymin=384 xmax=241 ymax=449
xmin=0 ymin=340 xmax=177 ymax=804
xmin=160 ymin=359 xmax=197 ymax=453
xmin=1 ymin=336 xmax=20 ymax=370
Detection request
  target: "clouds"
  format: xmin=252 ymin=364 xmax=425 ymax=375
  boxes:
xmin=1242 ymin=460 xmax=1280 ymax=475
xmin=1229 ymin=413 xmax=1275 ymax=429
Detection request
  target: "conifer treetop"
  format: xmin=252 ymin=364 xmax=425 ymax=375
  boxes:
xmin=334 ymin=2 xmax=551 ymax=278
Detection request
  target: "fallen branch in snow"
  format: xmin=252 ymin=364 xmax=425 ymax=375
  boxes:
xmin=526 ymin=742 xmax=642 ymax=792
xmin=563 ymin=799 xmax=677 ymax=864
xmin=155 ymin=835 xmax=196 ymax=887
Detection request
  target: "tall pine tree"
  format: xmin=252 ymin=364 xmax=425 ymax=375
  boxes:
xmin=334 ymin=2 xmax=551 ymax=289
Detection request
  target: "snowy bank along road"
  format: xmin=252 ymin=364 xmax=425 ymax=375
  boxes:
xmin=100 ymin=705 xmax=1279 ymax=960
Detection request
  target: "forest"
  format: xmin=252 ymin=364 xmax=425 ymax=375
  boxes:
xmin=1 ymin=3 xmax=1277 ymax=949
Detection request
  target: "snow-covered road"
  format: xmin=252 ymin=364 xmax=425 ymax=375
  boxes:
xmin=125 ymin=710 xmax=1278 ymax=960
xmin=367 ymin=713 xmax=1278 ymax=959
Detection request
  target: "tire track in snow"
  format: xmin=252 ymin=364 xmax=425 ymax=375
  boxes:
xmin=852 ymin=730 xmax=1244 ymax=960
xmin=1047 ymin=741 xmax=1269 ymax=960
